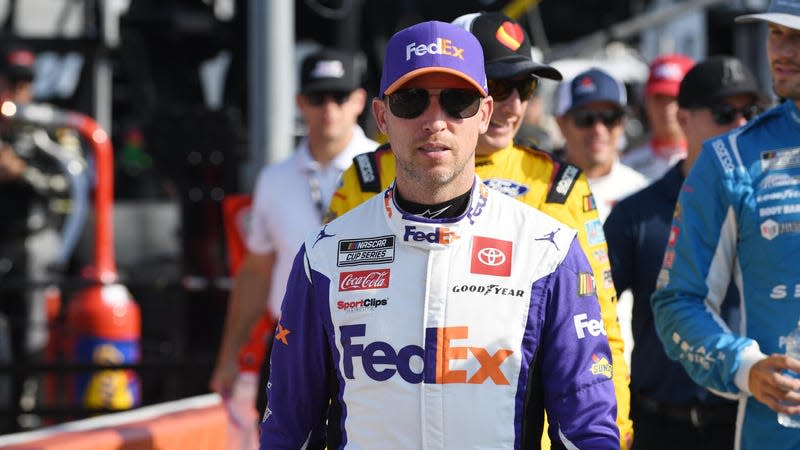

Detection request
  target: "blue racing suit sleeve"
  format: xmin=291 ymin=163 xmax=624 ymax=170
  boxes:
xmin=260 ymin=244 xmax=333 ymax=449
xmin=541 ymin=237 xmax=620 ymax=448
xmin=650 ymin=139 xmax=759 ymax=395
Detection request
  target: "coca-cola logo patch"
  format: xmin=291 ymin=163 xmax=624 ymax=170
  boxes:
xmin=339 ymin=269 xmax=391 ymax=291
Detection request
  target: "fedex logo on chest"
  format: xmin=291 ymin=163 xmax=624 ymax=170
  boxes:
xmin=341 ymin=324 xmax=513 ymax=385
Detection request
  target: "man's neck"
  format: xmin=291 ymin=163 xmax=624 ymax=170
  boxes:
xmin=394 ymin=185 xmax=472 ymax=219
xmin=475 ymin=140 xmax=511 ymax=157
xmin=650 ymin=127 xmax=684 ymax=144
xmin=395 ymin=171 xmax=475 ymax=206
xmin=582 ymin=164 xmax=613 ymax=180
xmin=564 ymin=148 xmax=612 ymax=180
xmin=307 ymin=128 xmax=354 ymax=166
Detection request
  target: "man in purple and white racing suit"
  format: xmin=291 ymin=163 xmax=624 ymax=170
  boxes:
xmin=259 ymin=20 xmax=618 ymax=449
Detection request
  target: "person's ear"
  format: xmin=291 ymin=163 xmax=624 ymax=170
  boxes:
xmin=676 ymin=108 xmax=690 ymax=131
xmin=477 ymin=96 xmax=494 ymax=134
xmin=372 ymin=97 xmax=388 ymax=134
xmin=350 ymin=88 xmax=368 ymax=112
xmin=555 ymin=114 xmax=568 ymax=133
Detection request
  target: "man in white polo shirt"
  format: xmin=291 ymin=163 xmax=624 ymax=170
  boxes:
xmin=210 ymin=48 xmax=378 ymax=400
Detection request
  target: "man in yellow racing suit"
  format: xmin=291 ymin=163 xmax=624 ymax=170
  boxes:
xmin=325 ymin=12 xmax=632 ymax=449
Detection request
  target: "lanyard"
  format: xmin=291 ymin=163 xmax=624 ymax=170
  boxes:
xmin=307 ymin=170 xmax=325 ymax=224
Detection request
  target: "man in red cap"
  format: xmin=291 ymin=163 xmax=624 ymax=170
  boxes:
xmin=622 ymin=53 xmax=694 ymax=182
xmin=0 ymin=47 xmax=36 ymax=104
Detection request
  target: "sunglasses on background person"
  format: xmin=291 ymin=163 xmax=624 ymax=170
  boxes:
xmin=487 ymin=77 xmax=539 ymax=102
xmin=304 ymin=91 xmax=352 ymax=106
xmin=709 ymin=103 xmax=763 ymax=126
xmin=387 ymin=88 xmax=482 ymax=119
xmin=569 ymin=109 xmax=625 ymax=129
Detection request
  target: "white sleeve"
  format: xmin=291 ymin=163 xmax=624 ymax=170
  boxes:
xmin=246 ymin=167 xmax=276 ymax=255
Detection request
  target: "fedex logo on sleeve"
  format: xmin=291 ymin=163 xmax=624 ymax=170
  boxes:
xmin=573 ymin=313 xmax=606 ymax=339
xmin=406 ymin=38 xmax=464 ymax=60
xmin=340 ymin=324 xmax=513 ymax=385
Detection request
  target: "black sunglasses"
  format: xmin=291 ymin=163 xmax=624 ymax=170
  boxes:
xmin=570 ymin=109 xmax=625 ymax=128
xmin=305 ymin=91 xmax=351 ymax=106
xmin=387 ymin=88 xmax=483 ymax=119
xmin=488 ymin=77 xmax=539 ymax=102
xmin=710 ymin=103 xmax=763 ymax=125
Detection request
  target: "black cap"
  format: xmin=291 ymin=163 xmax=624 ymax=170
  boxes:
xmin=1 ymin=47 xmax=35 ymax=82
xmin=677 ymin=56 xmax=761 ymax=109
xmin=451 ymin=12 xmax=562 ymax=81
xmin=300 ymin=48 xmax=362 ymax=94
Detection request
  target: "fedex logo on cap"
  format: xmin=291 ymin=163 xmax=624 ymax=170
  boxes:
xmin=341 ymin=324 xmax=513 ymax=385
xmin=406 ymin=38 xmax=465 ymax=61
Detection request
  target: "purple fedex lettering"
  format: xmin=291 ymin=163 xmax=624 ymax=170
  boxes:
xmin=340 ymin=324 xmax=513 ymax=385
xmin=403 ymin=226 xmax=460 ymax=244
xmin=465 ymin=184 xmax=489 ymax=224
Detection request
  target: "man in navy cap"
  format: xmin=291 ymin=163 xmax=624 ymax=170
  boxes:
xmin=259 ymin=20 xmax=618 ymax=449
xmin=651 ymin=1 xmax=800 ymax=448
xmin=555 ymin=68 xmax=648 ymax=222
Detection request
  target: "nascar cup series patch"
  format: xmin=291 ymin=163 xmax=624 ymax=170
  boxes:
xmin=337 ymin=235 xmax=395 ymax=267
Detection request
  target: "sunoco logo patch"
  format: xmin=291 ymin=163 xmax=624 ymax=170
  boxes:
xmin=337 ymin=235 xmax=395 ymax=267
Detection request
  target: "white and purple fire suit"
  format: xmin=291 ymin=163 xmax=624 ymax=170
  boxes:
xmin=260 ymin=179 xmax=619 ymax=449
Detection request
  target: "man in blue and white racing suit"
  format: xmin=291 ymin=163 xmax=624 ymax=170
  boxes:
xmin=651 ymin=3 xmax=800 ymax=449
xmin=259 ymin=20 xmax=618 ymax=449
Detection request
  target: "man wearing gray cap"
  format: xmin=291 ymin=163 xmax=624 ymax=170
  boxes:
xmin=650 ymin=1 xmax=800 ymax=448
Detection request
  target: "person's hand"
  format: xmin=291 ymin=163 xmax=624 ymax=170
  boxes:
xmin=0 ymin=144 xmax=25 ymax=182
xmin=749 ymin=354 xmax=800 ymax=414
xmin=209 ymin=355 xmax=239 ymax=399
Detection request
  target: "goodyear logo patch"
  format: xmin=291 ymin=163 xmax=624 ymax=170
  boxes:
xmin=590 ymin=354 xmax=612 ymax=379
xmin=578 ymin=272 xmax=596 ymax=296
xmin=338 ymin=235 xmax=395 ymax=266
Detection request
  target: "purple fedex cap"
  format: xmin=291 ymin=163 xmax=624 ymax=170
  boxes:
xmin=379 ymin=21 xmax=488 ymax=98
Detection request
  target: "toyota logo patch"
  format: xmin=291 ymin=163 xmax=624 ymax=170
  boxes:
xmin=477 ymin=247 xmax=506 ymax=266
xmin=471 ymin=236 xmax=512 ymax=276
